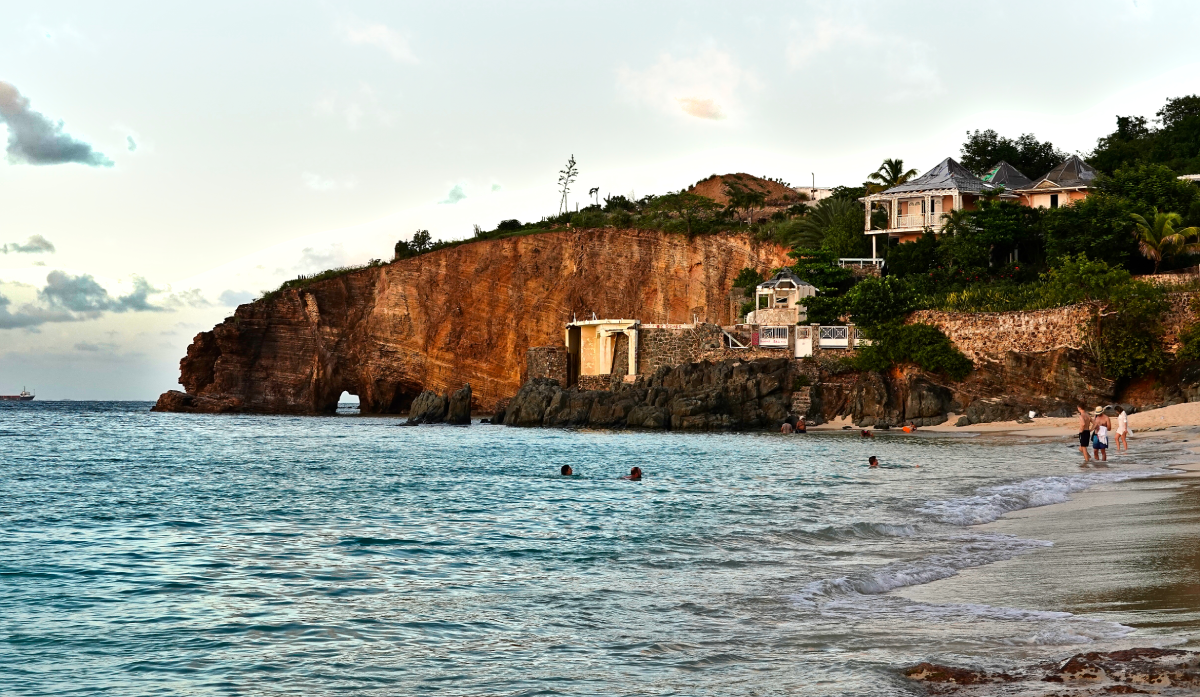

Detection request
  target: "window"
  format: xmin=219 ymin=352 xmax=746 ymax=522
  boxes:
xmin=1050 ymin=194 xmax=1059 ymax=209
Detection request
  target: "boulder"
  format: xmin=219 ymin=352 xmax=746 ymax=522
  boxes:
xmin=407 ymin=390 xmax=448 ymax=424
xmin=151 ymin=389 xmax=245 ymax=414
xmin=446 ymin=384 xmax=472 ymax=424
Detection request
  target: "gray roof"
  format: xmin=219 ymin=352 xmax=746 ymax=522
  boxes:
xmin=980 ymin=161 xmax=1033 ymax=190
xmin=1021 ymin=155 xmax=1097 ymax=190
xmin=758 ymin=269 xmax=812 ymax=290
xmin=878 ymin=157 xmax=990 ymax=195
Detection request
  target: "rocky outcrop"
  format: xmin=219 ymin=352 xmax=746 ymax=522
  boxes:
xmin=904 ymin=647 xmax=1200 ymax=693
xmin=502 ymin=358 xmax=796 ymax=431
xmin=446 ymin=384 xmax=472 ymax=424
xmin=406 ymin=391 xmax=448 ymax=424
xmin=153 ymin=229 xmax=790 ymax=415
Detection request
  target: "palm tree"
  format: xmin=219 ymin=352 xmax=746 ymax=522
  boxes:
xmin=1130 ymin=209 xmax=1200 ymax=273
xmin=867 ymin=158 xmax=919 ymax=192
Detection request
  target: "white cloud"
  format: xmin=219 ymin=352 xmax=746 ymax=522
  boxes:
xmin=314 ymin=83 xmax=391 ymax=130
xmin=785 ymin=17 xmax=942 ymax=101
xmin=303 ymin=172 xmax=357 ymax=192
xmin=617 ymin=48 xmax=752 ymax=121
xmin=342 ymin=19 xmax=417 ymax=63
xmin=296 ymin=243 xmax=350 ymax=273
xmin=439 ymin=184 xmax=466 ymax=204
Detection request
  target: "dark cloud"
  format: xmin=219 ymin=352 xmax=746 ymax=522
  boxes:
xmin=0 ymin=81 xmax=113 ymax=167
xmin=0 ymin=292 xmax=77 ymax=329
xmin=73 ymin=341 xmax=112 ymax=352
xmin=2 ymin=234 xmax=56 ymax=254
xmin=218 ymin=289 xmax=256 ymax=307
xmin=38 ymin=271 xmax=166 ymax=316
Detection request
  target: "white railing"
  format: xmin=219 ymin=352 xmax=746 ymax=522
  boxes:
xmin=837 ymin=258 xmax=884 ymax=268
xmin=895 ymin=214 xmax=926 ymax=228
xmin=852 ymin=327 xmax=871 ymax=347
xmin=819 ymin=325 xmax=848 ymax=349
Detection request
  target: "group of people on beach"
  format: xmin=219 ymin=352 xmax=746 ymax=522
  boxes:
xmin=1076 ymin=405 xmax=1129 ymax=464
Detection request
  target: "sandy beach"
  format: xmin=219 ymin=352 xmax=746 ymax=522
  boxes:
xmin=813 ymin=401 xmax=1200 ymax=439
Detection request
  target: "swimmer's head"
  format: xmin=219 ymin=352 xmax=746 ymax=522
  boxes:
xmin=868 ymin=456 xmax=878 ymax=467
xmin=561 ymin=465 xmax=572 ymax=476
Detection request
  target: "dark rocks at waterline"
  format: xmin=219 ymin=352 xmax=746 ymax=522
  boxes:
xmin=904 ymin=647 xmax=1200 ymax=692
xmin=406 ymin=384 xmax=472 ymax=425
xmin=502 ymin=359 xmax=795 ymax=431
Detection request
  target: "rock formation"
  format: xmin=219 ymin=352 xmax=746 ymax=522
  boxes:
xmin=153 ymin=229 xmax=791 ymax=415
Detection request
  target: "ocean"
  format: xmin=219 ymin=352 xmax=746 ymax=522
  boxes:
xmin=0 ymin=401 xmax=1190 ymax=695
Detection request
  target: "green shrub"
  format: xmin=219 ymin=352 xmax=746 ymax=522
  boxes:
xmin=732 ymin=267 xmax=765 ymax=289
xmin=1178 ymin=322 xmax=1200 ymax=363
xmin=843 ymin=276 xmax=915 ymax=329
xmin=855 ymin=323 xmax=973 ymax=380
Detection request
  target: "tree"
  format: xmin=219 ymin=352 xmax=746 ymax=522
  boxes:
xmin=866 ymin=158 xmax=918 ymax=192
xmin=652 ymin=190 xmax=719 ymax=235
xmin=557 ymin=155 xmax=578 ymax=215
xmin=723 ymin=181 xmax=766 ymax=225
xmin=788 ymin=247 xmax=853 ymax=294
xmin=1130 ymin=209 xmax=1200 ymax=273
xmin=793 ymin=198 xmax=866 ymax=259
xmin=960 ymin=129 xmax=1066 ymax=178
xmin=412 ymin=229 xmax=431 ymax=252
xmin=588 ymin=187 xmax=600 ymax=206
xmin=1090 ymin=95 xmax=1200 ymax=175
xmin=394 ymin=229 xmax=433 ymax=260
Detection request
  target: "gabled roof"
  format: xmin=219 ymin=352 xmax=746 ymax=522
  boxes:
xmin=1020 ymin=155 xmax=1097 ymax=191
xmin=757 ymin=269 xmax=812 ymax=290
xmin=980 ymin=161 xmax=1033 ymax=190
xmin=877 ymin=157 xmax=989 ymax=195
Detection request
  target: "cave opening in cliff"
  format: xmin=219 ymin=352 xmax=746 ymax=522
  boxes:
xmin=337 ymin=391 xmax=360 ymax=415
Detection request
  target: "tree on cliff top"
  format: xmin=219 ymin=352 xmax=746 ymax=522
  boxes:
xmin=960 ymin=129 xmax=1065 ymax=179
xmin=557 ymin=155 xmax=578 ymax=215
xmin=651 ymin=191 xmax=719 ymax=235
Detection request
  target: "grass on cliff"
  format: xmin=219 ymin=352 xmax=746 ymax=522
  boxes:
xmin=259 ymin=259 xmax=388 ymax=302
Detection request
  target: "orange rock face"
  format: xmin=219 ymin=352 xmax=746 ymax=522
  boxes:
xmin=155 ymin=228 xmax=791 ymax=414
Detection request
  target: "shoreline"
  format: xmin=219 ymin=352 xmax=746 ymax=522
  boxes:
xmin=894 ymin=423 xmax=1200 ymax=691
xmin=811 ymin=401 xmax=1200 ymax=439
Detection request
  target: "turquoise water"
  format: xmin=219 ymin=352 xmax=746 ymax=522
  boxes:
xmin=0 ymin=402 xmax=1177 ymax=695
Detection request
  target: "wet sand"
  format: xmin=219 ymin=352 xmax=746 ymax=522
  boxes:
xmin=898 ymin=426 xmax=1200 ymax=657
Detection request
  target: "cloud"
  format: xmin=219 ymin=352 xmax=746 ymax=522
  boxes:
xmin=439 ymin=184 xmax=466 ymax=204
xmin=73 ymin=341 xmax=115 ymax=352
xmin=342 ymin=19 xmax=417 ymax=63
xmin=218 ymin=289 xmax=256 ymax=307
xmin=785 ymin=18 xmax=942 ymax=101
xmin=303 ymin=171 xmax=356 ymax=192
xmin=40 ymin=271 xmax=165 ymax=315
xmin=0 ymin=81 xmax=113 ymax=166
xmin=127 ymin=136 xmax=136 ymax=151
xmin=162 ymin=288 xmax=210 ymax=308
xmin=314 ymin=83 xmax=391 ymax=130
xmin=0 ymin=292 xmax=76 ymax=329
xmin=617 ymin=48 xmax=752 ymax=121
xmin=297 ymin=243 xmax=349 ymax=272
xmin=2 ymin=234 xmax=55 ymax=254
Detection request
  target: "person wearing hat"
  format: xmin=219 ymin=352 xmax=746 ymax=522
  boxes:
xmin=1091 ymin=406 xmax=1111 ymax=462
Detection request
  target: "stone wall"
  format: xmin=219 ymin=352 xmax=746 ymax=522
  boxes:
xmin=1164 ymin=292 xmax=1200 ymax=350
xmin=908 ymin=306 xmax=1094 ymax=359
xmin=526 ymin=346 xmax=567 ymax=386
xmin=637 ymin=323 xmax=726 ymax=375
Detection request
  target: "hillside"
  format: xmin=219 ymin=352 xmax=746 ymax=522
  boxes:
xmin=687 ymin=173 xmax=804 ymax=207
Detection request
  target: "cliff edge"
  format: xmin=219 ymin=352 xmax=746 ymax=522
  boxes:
xmin=154 ymin=228 xmax=791 ymax=414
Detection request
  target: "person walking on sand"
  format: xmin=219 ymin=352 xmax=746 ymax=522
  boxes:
xmin=1115 ymin=407 xmax=1129 ymax=452
xmin=1092 ymin=406 xmax=1111 ymax=463
xmin=1076 ymin=406 xmax=1092 ymax=464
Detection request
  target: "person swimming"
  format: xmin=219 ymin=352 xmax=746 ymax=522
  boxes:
xmin=561 ymin=464 xmax=573 ymax=476
xmin=868 ymin=456 xmax=879 ymax=468
xmin=622 ymin=466 xmax=642 ymax=481
xmin=861 ymin=429 xmax=873 ymax=438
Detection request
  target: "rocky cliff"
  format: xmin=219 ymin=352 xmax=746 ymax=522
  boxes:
xmin=154 ymin=228 xmax=792 ymax=414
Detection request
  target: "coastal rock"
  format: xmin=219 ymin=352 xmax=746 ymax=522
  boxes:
xmin=151 ymin=389 xmax=245 ymax=414
xmin=502 ymin=358 xmax=796 ymax=431
xmin=406 ymin=391 xmax=448 ymax=424
xmin=154 ymin=228 xmax=790 ymax=415
xmin=904 ymin=647 xmax=1200 ymax=694
xmin=446 ymin=384 xmax=472 ymax=425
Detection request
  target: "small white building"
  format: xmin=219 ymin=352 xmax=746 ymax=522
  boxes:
xmin=746 ymin=269 xmax=817 ymax=326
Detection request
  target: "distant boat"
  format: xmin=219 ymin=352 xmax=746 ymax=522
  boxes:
xmin=0 ymin=388 xmax=35 ymax=402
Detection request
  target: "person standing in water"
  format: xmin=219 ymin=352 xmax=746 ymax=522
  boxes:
xmin=622 ymin=467 xmax=642 ymax=481
xmin=1092 ymin=406 xmax=1111 ymax=463
xmin=1076 ymin=406 xmax=1092 ymax=464
xmin=1115 ymin=407 xmax=1130 ymax=451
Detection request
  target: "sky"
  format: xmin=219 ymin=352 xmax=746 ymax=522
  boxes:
xmin=1 ymin=0 xmax=1199 ymax=399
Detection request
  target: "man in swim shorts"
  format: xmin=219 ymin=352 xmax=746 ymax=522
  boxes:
xmin=1076 ymin=405 xmax=1092 ymax=463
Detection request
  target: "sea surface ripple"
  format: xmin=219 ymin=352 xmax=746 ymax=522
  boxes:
xmin=0 ymin=402 xmax=1170 ymax=696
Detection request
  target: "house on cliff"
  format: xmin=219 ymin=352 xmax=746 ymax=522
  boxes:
xmin=860 ymin=157 xmax=992 ymax=256
xmin=745 ymin=269 xmax=816 ymax=326
xmin=1012 ymin=155 xmax=1098 ymax=209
